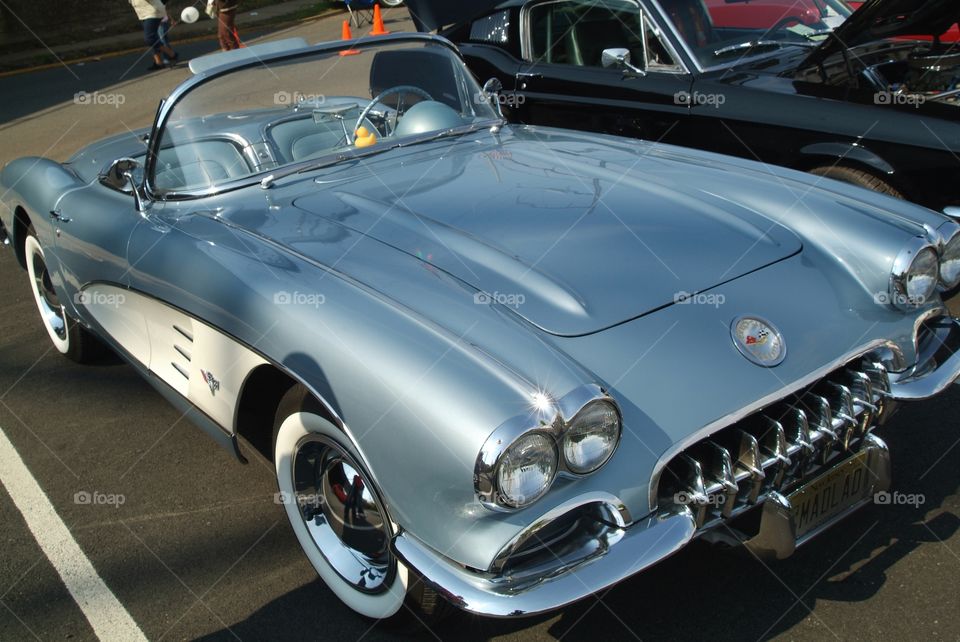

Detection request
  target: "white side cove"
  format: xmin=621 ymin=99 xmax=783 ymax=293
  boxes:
xmin=81 ymin=285 xmax=266 ymax=432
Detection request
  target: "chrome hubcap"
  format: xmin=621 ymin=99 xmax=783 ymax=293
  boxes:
xmin=292 ymin=435 xmax=394 ymax=593
xmin=30 ymin=249 xmax=66 ymax=340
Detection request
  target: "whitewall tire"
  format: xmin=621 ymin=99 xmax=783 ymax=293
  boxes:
xmin=273 ymin=390 xmax=409 ymax=619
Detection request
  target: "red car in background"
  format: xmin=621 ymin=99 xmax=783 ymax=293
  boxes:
xmin=847 ymin=1 xmax=958 ymax=41
xmin=706 ymin=0 xmax=847 ymax=31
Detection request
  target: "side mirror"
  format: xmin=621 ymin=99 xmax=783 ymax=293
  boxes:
xmin=481 ymin=77 xmax=505 ymax=118
xmin=601 ymin=47 xmax=647 ymax=77
xmin=99 ymin=158 xmax=148 ymax=213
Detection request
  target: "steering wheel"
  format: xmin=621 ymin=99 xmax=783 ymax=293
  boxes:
xmin=771 ymin=15 xmax=805 ymax=32
xmin=353 ymin=85 xmax=434 ymax=138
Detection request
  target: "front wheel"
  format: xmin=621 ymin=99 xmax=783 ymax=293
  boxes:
xmin=24 ymin=227 xmax=101 ymax=363
xmin=380 ymin=0 xmax=404 ymax=6
xmin=273 ymin=386 xmax=411 ymax=619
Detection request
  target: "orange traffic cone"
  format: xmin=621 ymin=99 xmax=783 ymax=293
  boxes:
xmin=339 ymin=20 xmax=360 ymax=56
xmin=370 ymin=4 xmax=390 ymax=36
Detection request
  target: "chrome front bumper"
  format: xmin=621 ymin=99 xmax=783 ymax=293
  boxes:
xmin=394 ymin=317 xmax=960 ymax=618
xmin=393 ymin=510 xmax=696 ymax=618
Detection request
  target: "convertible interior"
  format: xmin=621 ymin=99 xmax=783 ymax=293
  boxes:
xmin=152 ymin=47 xmax=480 ymax=194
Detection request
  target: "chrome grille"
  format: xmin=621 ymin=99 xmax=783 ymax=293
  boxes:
xmin=657 ymin=355 xmax=892 ymax=531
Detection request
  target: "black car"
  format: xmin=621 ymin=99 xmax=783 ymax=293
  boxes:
xmin=407 ymin=0 xmax=960 ymax=213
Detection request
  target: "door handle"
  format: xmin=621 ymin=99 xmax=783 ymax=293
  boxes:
xmin=49 ymin=209 xmax=71 ymax=223
xmin=516 ymin=71 xmax=541 ymax=90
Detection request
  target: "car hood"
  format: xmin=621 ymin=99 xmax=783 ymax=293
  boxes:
xmin=405 ymin=0 xmax=504 ymax=31
xmin=803 ymin=0 xmax=960 ymax=67
xmin=291 ymin=127 xmax=801 ymax=337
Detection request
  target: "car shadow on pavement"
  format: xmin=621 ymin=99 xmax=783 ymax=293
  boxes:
xmin=195 ymin=391 xmax=960 ymax=641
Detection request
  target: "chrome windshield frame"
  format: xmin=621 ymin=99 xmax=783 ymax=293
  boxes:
xmin=143 ymin=33 xmax=474 ymax=202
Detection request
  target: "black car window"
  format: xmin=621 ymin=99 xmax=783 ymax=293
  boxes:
xmin=528 ymin=0 xmax=678 ymax=70
xmin=470 ymin=9 xmax=511 ymax=43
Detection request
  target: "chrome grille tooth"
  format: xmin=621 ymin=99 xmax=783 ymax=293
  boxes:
xmin=780 ymin=406 xmax=814 ymax=459
xmin=757 ymin=417 xmax=790 ymax=488
xmin=677 ymin=455 xmax=709 ymax=527
xmin=864 ymin=361 xmax=894 ymax=423
xmin=802 ymin=392 xmax=838 ymax=451
xmin=731 ymin=429 xmax=765 ymax=504
xmin=864 ymin=361 xmax=891 ymax=400
xmin=823 ymin=382 xmax=858 ymax=450
xmin=703 ymin=441 xmax=739 ymax=518
xmin=846 ymin=370 xmax=877 ymax=437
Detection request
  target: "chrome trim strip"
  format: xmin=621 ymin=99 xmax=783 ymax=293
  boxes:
xmin=392 ymin=509 xmax=696 ymax=618
xmin=648 ymin=339 xmax=902 ymax=508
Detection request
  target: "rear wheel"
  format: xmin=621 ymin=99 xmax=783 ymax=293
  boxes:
xmin=24 ymin=227 xmax=101 ymax=363
xmin=809 ymin=165 xmax=904 ymax=199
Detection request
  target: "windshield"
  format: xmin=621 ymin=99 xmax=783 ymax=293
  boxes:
xmin=662 ymin=0 xmax=852 ymax=68
xmin=150 ymin=40 xmax=499 ymax=195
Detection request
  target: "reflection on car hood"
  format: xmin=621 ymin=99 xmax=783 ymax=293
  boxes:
xmin=803 ymin=0 xmax=960 ymax=67
xmin=291 ymin=127 xmax=801 ymax=336
xmin=405 ymin=0 xmax=504 ymax=31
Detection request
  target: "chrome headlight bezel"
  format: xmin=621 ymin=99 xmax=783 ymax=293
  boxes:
xmin=936 ymin=222 xmax=960 ymax=290
xmin=475 ymin=385 xmax=622 ymax=511
xmin=890 ymin=237 xmax=939 ymax=310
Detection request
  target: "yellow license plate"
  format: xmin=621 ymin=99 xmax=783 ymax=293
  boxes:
xmin=788 ymin=450 xmax=872 ymax=539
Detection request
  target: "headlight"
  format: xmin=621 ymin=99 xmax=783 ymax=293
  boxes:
xmin=562 ymin=400 xmax=621 ymax=474
xmin=891 ymin=240 xmax=939 ymax=308
xmin=939 ymin=230 xmax=960 ymax=290
xmin=476 ymin=385 xmax=622 ymax=511
xmin=496 ymin=432 xmax=557 ymax=508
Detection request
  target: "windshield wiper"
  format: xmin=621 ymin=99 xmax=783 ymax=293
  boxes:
xmin=260 ymin=120 xmax=500 ymax=189
xmin=712 ymin=39 xmax=815 ymax=58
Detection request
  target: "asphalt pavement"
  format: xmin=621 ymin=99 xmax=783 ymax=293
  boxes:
xmin=0 ymin=8 xmax=958 ymax=642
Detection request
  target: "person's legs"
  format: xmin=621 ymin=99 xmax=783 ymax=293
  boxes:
xmin=217 ymin=11 xmax=240 ymax=51
xmin=142 ymin=18 xmax=164 ymax=69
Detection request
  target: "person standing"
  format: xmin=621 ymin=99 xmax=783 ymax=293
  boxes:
xmin=216 ymin=0 xmax=242 ymax=51
xmin=129 ymin=0 xmax=178 ymax=70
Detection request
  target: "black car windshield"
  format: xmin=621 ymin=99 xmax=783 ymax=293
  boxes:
xmin=150 ymin=40 xmax=499 ymax=195
xmin=663 ymin=0 xmax=852 ymax=68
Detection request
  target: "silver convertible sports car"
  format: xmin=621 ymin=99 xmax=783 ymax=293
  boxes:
xmin=2 ymin=33 xmax=960 ymax=620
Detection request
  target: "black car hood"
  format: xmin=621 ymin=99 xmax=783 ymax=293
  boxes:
xmin=406 ymin=0 xmax=505 ymax=31
xmin=803 ymin=0 xmax=960 ymax=67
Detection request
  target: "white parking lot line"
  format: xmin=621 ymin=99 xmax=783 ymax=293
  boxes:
xmin=0 ymin=425 xmax=147 ymax=641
